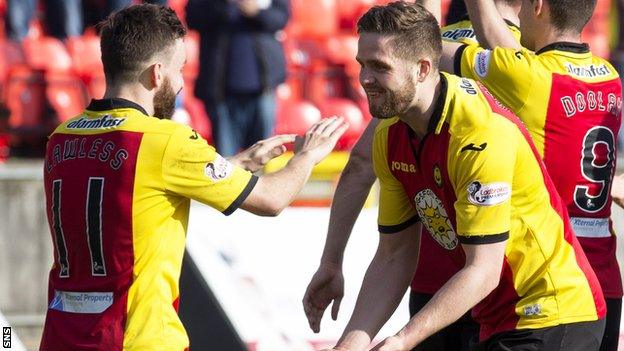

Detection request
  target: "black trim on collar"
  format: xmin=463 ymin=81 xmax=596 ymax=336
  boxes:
xmin=427 ymin=73 xmax=448 ymax=133
xmin=536 ymin=42 xmax=590 ymax=55
xmin=503 ymin=19 xmax=520 ymax=31
xmin=86 ymin=98 xmax=149 ymax=116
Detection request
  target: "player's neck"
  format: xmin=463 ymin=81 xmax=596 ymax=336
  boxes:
xmin=103 ymin=84 xmax=155 ymax=116
xmin=534 ymin=29 xmax=582 ymax=53
xmin=400 ymin=74 xmax=441 ymax=139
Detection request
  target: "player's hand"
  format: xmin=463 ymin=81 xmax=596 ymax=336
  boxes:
xmin=371 ymin=335 xmax=409 ymax=351
xmin=612 ymin=173 xmax=624 ymax=208
xmin=302 ymin=261 xmax=344 ymax=333
xmin=295 ymin=116 xmax=348 ymax=165
xmin=236 ymin=0 xmax=260 ymax=17
xmin=229 ymin=134 xmax=296 ymax=173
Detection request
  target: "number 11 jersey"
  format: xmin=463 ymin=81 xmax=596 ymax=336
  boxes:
xmin=40 ymin=98 xmax=257 ymax=350
xmin=457 ymin=42 xmax=624 ymax=298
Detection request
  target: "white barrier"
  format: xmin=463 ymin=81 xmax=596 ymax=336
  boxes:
xmin=186 ymin=203 xmax=410 ymax=350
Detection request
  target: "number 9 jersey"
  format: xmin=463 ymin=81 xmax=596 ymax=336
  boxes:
xmin=456 ymin=42 xmax=624 ymax=299
xmin=40 ymin=99 xmax=257 ymax=350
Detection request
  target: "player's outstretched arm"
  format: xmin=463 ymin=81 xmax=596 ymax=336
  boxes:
xmin=372 ymin=240 xmax=506 ymax=351
xmin=240 ymin=117 xmax=349 ymax=216
xmin=464 ymin=0 xmax=521 ymax=50
xmin=329 ymin=224 xmax=421 ymax=351
xmin=228 ymin=134 xmax=297 ymax=173
xmin=611 ymin=173 xmax=624 ymax=208
xmin=303 ymin=119 xmax=379 ymax=333
xmin=417 ymin=0 xmax=441 ymax=24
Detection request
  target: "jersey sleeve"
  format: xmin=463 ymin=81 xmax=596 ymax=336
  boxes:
xmin=449 ymin=126 xmax=517 ymax=244
xmin=456 ymin=45 xmax=534 ymax=113
xmin=162 ymin=126 xmax=257 ymax=215
xmin=373 ymin=126 xmax=419 ymax=234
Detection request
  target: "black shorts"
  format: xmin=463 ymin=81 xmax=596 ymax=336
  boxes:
xmin=409 ymin=291 xmax=479 ymax=351
xmin=600 ymin=298 xmax=622 ymax=351
xmin=475 ymin=319 xmax=606 ymax=351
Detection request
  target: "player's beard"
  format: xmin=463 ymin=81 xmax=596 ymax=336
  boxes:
xmin=366 ymin=75 xmax=416 ymax=120
xmin=153 ymin=78 xmax=177 ymax=120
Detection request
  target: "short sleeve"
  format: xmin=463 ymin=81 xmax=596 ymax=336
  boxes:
xmin=457 ymin=45 xmax=534 ymax=114
xmin=162 ymin=126 xmax=257 ymax=215
xmin=373 ymin=126 xmax=419 ymax=234
xmin=450 ymin=127 xmax=517 ymax=244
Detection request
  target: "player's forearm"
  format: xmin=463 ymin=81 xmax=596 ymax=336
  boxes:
xmin=417 ymin=0 xmax=441 ymax=24
xmin=611 ymin=174 xmax=624 ymax=208
xmin=395 ymin=264 xmax=498 ymax=348
xmin=253 ymin=152 xmax=316 ymax=215
xmin=335 ymin=248 xmax=417 ymax=351
xmin=321 ymin=155 xmax=376 ymax=266
xmin=465 ymin=0 xmax=521 ymax=49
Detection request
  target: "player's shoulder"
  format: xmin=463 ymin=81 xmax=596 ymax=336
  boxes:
xmin=52 ymin=107 xmax=190 ymax=137
xmin=446 ymin=74 xmax=518 ymax=135
xmin=552 ymin=53 xmax=621 ymax=82
xmin=441 ymin=19 xmax=477 ymax=44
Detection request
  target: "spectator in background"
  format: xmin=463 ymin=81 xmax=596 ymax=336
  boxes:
xmin=6 ymin=0 xmax=83 ymax=41
xmin=186 ymin=0 xmax=290 ymax=156
xmin=105 ymin=0 xmax=168 ymax=12
xmin=83 ymin=0 xmax=168 ymax=28
xmin=444 ymin=0 xmax=467 ymax=24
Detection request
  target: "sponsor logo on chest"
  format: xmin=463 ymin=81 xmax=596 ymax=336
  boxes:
xmin=391 ymin=160 xmax=417 ymax=173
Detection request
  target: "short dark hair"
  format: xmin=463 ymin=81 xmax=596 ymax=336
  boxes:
xmin=357 ymin=1 xmax=441 ymax=68
xmin=544 ymin=0 xmax=596 ymax=33
xmin=98 ymin=4 xmax=186 ymax=84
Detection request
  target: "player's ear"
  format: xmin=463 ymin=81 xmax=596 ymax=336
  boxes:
xmin=533 ymin=0 xmax=544 ymax=17
xmin=150 ymin=62 xmax=165 ymax=90
xmin=416 ymin=58 xmax=433 ymax=82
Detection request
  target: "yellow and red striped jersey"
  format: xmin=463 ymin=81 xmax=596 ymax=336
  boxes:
xmin=41 ymin=98 xmax=257 ymax=350
xmin=374 ymin=73 xmax=606 ymax=341
xmin=457 ymin=42 xmax=623 ymax=298
xmin=410 ymin=18 xmax=522 ymax=295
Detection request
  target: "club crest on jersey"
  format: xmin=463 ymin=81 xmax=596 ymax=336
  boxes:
xmin=474 ymin=50 xmax=491 ymax=78
xmin=467 ymin=181 xmax=511 ymax=206
xmin=433 ymin=165 xmax=443 ymax=188
xmin=205 ymin=154 xmax=233 ymax=181
xmin=414 ymin=189 xmax=458 ymax=250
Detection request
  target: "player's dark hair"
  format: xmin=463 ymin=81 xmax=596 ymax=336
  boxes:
xmin=98 ymin=4 xmax=186 ymax=84
xmin=543 ymin=0 xmax=596 ymax=33
xmin=357 ymin=1 xmax=441 ymax=68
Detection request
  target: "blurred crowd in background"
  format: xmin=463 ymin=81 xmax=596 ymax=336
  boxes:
xmin=0 ymin=0 xmax=622 ymax=161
